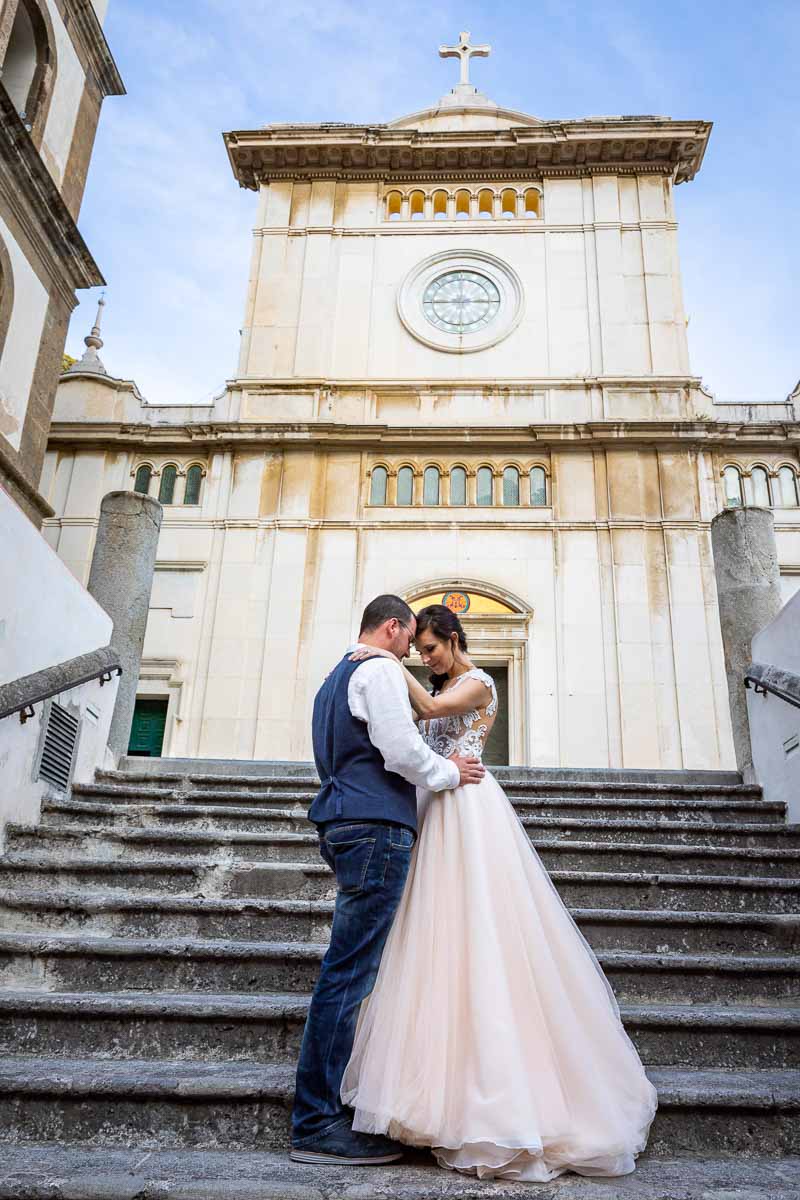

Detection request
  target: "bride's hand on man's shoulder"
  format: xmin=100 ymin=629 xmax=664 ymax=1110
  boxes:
xmin=348 ymin=647 xmax=398 ymax=662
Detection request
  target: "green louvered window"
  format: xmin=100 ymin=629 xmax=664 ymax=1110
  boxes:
xmin=158 ymin=465 xmax=177 ymax=504
xmin=184 ymin=465 xmax=203 ymax=505
xmin=133 ymin=465 xmax=151 ymax=494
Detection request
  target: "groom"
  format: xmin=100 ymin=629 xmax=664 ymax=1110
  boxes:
xmin=290 ymin=594 xmax=485 ymax=1165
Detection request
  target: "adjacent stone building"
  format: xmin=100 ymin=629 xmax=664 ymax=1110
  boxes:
xmin=42 ymin=35 xmax=800 ymax=769
xmin=0 ymin=0 xmax=123 ymax=524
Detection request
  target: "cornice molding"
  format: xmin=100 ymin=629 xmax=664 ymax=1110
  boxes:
xmin=59 ymin=368 xmax=144 ymax=399
xmin=227 ymin=375 xmax=703 ymax=392
xmin=0 ymin=87 xmax=103 ymax=301
xmin=224 ymin=119 xmax=711 ymax=191
xmin=61 ymin=0 xmax=125 ymax=96
xmin=258 ymin=220 xmax=681 ymax=238
xmin=46 ymin=418 xmax=800 ymax=452
xmin=40 ymin=515 xmax=800 ymax=536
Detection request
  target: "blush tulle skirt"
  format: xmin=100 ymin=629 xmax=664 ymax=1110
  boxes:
xmin=340 ymin=770 xmax=658 ymax=1182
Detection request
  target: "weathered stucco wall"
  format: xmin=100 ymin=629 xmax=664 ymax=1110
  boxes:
xmin=0 ymin=483 xmax=111 ymax=684
xmin=37 ymin=437 xmax=762 ymax=772
xmin=0 ymin=484 xmax=117 ymax=846
xmin=240 ymin=173 xmax=689 ymax=395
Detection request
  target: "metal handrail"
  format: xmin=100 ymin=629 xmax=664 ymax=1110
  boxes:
xmin=0 ymin=646 xmax=122 ymax=723
xmin=744 ymin=661 xmax=800 ymax=712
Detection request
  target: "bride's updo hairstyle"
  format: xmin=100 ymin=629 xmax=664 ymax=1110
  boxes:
xmin=415 ymin=604 xmax=468 ymax=695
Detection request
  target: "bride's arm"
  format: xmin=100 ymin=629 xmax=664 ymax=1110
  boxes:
xmin=401 ymin=667 xmax=491 ymax=721
xmin=349 ymin=649 xmax=491 ymax=720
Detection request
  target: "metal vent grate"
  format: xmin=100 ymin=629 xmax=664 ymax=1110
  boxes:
xmin=38 ymin=703 xmax=80 ymax=791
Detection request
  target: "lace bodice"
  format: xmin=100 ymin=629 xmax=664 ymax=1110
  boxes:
xmin=418 ymin=668 xmax=498 ymax=761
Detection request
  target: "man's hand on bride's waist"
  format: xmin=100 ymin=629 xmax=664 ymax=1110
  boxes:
xmin=448 ymin=754 xmax=485 ymax=787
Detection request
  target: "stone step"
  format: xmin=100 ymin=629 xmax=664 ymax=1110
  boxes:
xmin=2 ymin=1144 xmax=799 ymax=1200
xmin=546 ymin=871 xmax=800 ymax=914
xmin=1 ymin=889 xmax=797 ymax=954
xmin=43 ymin=797 xmax=800 ymax=848
xmin=0 ymin=1056 xmax=797 ymax=1155
xmin=102 ymin=764 xmax=763 ymax=800
xmin=1 ymin=932 xmax=798 ymax=1006
xmin=0 ymin=856 xmax=333 ymax=899
xmin=4 ymin=930 xmax=800 ymax=1006
xmin=0 ymin=988 xmax=796 ymax=1069
xmin=624 ymin=1003 xmax=800 ymax=1068
xmin=75 ymin=780 xmax=785 ymax=824
xmin=45 ymin=799 xmax=314 ymax=835
xmin=0 ymin=857 xmax=213 ymax=895
xmin=576 ymin=908 xmax=800 ymax=955
xmin=10 ymin=824 xmax=800 ymax=881
xmin=10 ymin=824 xmax=320 ymax=863
xmin=114 ymin=759 xmax=747 ymax=782
xmin=2 ymin=859 xmax=799 ymax=913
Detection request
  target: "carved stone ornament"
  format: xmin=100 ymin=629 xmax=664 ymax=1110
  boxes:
xmin=397 ymin=250 xmax=524 ymax=353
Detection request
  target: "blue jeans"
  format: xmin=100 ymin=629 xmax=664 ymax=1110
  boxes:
xmin=291 ymin=820 xmax=415 ymax=1145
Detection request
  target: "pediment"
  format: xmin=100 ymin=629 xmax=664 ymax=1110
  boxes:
xmin=388 ymin=100 xmax=544 ymax=134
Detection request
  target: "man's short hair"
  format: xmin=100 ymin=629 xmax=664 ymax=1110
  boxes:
xmin=359 ymin=594 xmax=414 ymax=635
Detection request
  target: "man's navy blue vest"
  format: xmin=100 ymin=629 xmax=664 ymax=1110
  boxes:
xmin=310 ymin=655 xmax=417 ymax=831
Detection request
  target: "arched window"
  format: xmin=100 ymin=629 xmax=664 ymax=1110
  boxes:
xmin=158 ymin=465 xmax=177 ymax=505
xmin=396 ymin=466 xmax=414 ymax=505
xmin=449 ymin=466 xmax=467 ymax=505
xmin=530 ymin=466 xmax=547 ymax=506
xmin=369 ymin=465 xmax=388 ymax=506
xmin=423 ymin=466 xmax=440 ymax=505
xmin=502 ymin=466 xmax=520 ymax=506
xmin=1 ymin=0 xmax=53 ymax=134
xmin=750 ymin=466 xmax=771 ymax=508
xmin=524 ymin=188 xmax=541 ymax=218
xmin=385 ymin=191 xmax=402 ymax=221
xmin=409 ymin=190 xmax=425 ymax=221
xmin=778 ymin=466 xmax=799 ymax=508
xmin=432 ymin=190 xmax=448 ymax=220
xmin=455 ymin=189 xmax=471 ymax=220
xmin=501 ymin=188 xmax=517 ymax=219
xmin=133 ymin=464 xmax=152 ymax=495
xmin=183 ymin=465 xmax=203 ymax=505
xmin=723 ymin=466 xmax=743 ymax=508
xmin=476 ymin=466 xmax=493 ymax=506
xmin=478 ymin=189 xmax=493 ymax=219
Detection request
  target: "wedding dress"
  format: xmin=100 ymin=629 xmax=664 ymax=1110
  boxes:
xmin=341 ymin=668 xmax=658 ymax=1182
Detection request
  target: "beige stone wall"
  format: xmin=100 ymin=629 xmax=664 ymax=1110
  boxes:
xmin=45 ymin=431 xmax=800 ymax=770
xmin=239 ymin=173 xmax=689 ymax=397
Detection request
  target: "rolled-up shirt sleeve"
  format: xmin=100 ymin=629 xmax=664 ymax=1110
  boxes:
xmin=348 ymin=656 xmax=460 ymax=793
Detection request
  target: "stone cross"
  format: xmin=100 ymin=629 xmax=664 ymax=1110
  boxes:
xmin=439 ymin=31 xmax=491 ymax=87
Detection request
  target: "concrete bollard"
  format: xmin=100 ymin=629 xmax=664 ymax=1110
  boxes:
xmin=710 ymin=506 xmax=783 ymax=781
xmin=87 ymin=491 xmax=163 ymax=760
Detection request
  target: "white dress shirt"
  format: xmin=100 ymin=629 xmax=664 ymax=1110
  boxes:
xmin=346 ymin=646 xmax=460 ymax=793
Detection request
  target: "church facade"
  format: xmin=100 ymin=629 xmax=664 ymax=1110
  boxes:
xmin=42 ymin=35 xmax=800 ymax=769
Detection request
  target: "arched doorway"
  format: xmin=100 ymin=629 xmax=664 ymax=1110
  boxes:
xmin=403 ymin=579 xmax=532 ymax=766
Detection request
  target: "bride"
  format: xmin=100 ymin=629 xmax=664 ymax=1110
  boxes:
xmin=340 ymin=603 xmax=658 ymax=1182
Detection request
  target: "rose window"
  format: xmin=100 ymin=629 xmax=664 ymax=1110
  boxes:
xmin=422 ymin=270 xmax=501 ymax=334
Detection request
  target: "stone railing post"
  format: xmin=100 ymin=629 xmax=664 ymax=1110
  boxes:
xmin=87 ymin=491 xmax=162 ymax=760
xmin=710 ymin=506 xmax=783 ymax=781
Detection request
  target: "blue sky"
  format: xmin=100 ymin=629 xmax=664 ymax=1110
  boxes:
xmin=66 ymin=0 xmax=799 ymax=404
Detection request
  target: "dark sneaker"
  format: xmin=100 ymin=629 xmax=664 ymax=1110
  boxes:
xmin=290 ymin=1127 xmax=404 ymax=1165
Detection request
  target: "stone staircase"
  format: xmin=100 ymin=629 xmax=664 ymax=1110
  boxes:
xmin=0 ymin=759 xmax=799 ymax=1199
